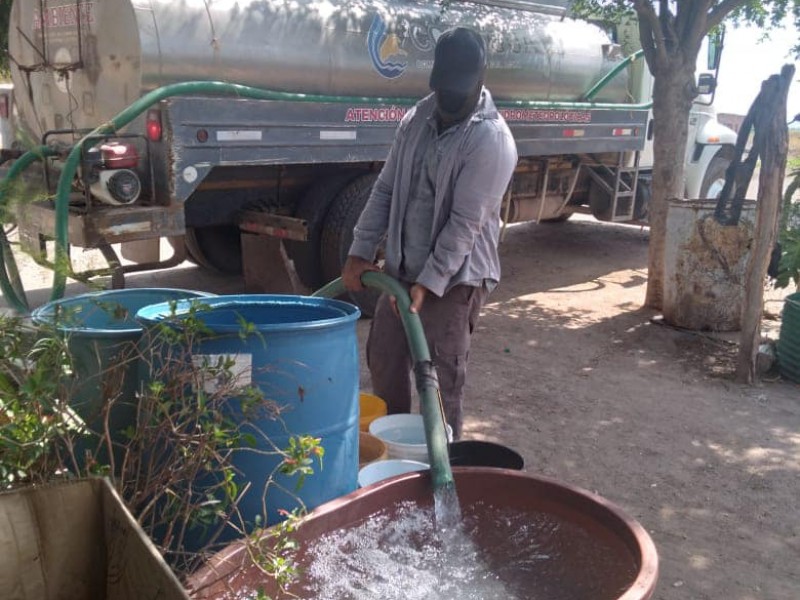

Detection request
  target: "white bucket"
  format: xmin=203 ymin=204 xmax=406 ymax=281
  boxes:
xmin=368 ymin=414 xmax=452 ymax=463
xmin=357 ymin=459 xmax=429 ymax=488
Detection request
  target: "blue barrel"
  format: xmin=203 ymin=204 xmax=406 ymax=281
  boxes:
xmin=135 ymin=294 xmax=361 ymax=532
xmin=31 ymin=288 xmax=213 ymax=446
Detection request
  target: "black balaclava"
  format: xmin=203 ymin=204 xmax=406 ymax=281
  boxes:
xmin=428 ymin=27 xmax=487 ymax=129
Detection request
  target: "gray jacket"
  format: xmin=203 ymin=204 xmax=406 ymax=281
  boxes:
xmin=349 ymin=88 xmax=518 ymax=297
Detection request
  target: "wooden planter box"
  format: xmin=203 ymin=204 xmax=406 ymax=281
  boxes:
xmin=0 ymin=478 xmax=189 ymax=600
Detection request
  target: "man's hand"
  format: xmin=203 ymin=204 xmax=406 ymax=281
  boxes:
xmin=342 ymin=255 xmax=381 ymax=291
xmin=409 ymin=284 xmax=429 ymax=313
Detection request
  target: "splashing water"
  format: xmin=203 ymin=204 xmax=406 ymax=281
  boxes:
xmin=298 ymin=500 xmax=512 ymax=600
xmin=290 ymin=498 xmax=636 ymax=600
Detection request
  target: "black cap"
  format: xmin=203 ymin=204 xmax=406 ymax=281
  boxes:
xmin=429 ymin=27 xmax=486 ymax=94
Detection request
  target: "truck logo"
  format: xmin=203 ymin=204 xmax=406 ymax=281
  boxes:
xmin=367 ymin=15 xmax=408 ymax=79
xmin=33 ymin=2 xmax=95 ymax=30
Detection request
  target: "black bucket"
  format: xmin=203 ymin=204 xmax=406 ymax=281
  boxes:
xmin=448 ymin=440 xmax=524 ymax=470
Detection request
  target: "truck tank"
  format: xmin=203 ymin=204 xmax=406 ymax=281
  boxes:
xmin=10 ymin=0 xmax=629 ymax=140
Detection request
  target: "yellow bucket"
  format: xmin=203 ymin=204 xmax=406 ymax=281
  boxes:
xmin=359 ymin=432 xmax=388 ymax=468
xmin=359 ymin=392 xmax=387 ymax=432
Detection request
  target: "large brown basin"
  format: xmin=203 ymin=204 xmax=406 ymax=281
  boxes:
xmin=188 ymin=467 xmax=658 ymax=599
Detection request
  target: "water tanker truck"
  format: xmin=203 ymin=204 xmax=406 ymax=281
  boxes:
xmin=5 ymin=0 xmax=736 ymax=312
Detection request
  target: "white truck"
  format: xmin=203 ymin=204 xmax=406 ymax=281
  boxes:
xmin=4 ymin=0 xmax=736 ymax=312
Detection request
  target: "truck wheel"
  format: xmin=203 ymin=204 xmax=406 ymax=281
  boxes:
xmin=700 ymin=156 xmax=731 ymax=199
xmin=184 ymin=226 xmax=243 ymax=274
xmin=166 ymin=236 xmax=194 ymax=264
xmin=321 ymin=173 xmax=381 ymax=317
xmin=589 ymin=177 xmax=614 ymax=221
xmin=285 ymin=172 xmax=359 ymax=289
xmin=633 ymin=175 xmax=652 ymax=222
xmin=539 ymin=212 xmax=573 ymax=223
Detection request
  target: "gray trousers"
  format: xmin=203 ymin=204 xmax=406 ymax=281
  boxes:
xmin=366 ymin=284 xmax=488 ymax=440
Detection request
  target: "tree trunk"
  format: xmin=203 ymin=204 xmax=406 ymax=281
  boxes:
xmin=644 ymin=62 xmax=696 ymax=310
xmin=736 ymin=66 xmax=794 ymax=383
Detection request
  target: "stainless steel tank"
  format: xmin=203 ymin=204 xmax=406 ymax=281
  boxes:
xmin=10 ymin=0 xmax=629 ymax=138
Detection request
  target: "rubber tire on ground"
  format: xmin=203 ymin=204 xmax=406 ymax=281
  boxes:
xmin=699 ymin=156 xmax=731 ymax=199
xmin=166 ymin=236 xmax=196 ymax=266
xmin=320 ymin=173 xmax=381 ymax=317
xmin=633 ymin=175 xmax=652 ymax=222
xmin=284 ymin=172 xmax=359 ymax=289
xmin=184 ymin=225 xmax=243 ymax=274
xmin=539 ymin=212 xmax=573 ymax=223
xmin=589 ymin=176 xmax=615 ymax=221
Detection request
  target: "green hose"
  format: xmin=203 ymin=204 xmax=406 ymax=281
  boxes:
xmin=0 ymin=146 xmax=59 ymax=313
xmin=313 ymin=273 xmax=455 ymax=492
xmin=581 ymin=49 xmax=646 ymax=102
xmin=49 ymin=81 xmax=430 ymax=302
xmin=38 ymin=75 xmax=650 ymax=304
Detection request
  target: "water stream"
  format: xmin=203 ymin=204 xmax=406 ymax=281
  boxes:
xmin=433 ymin=483 xmax=462 ymax=531
xmin=290 ymin=495 xmax=636 ymax=600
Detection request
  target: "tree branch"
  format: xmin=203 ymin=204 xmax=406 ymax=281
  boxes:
xmin=708 ymin=0 xmax=748 ymax=31
xmin=677 ymin=0 xmax=712 ymax=45
xmin=674 ymin=0 xmax=694 ymax=38
xmin=636 ymin=17 xmax=659 ymax=70
xmin=633 ymin=0 xmax=668 ymax=66
xmin=659 ymin=0 xmax=679 ymax=51
xmin=678 ymin=1 xmax=715 ymax=55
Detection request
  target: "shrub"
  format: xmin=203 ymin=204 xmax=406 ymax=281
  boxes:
xmin=774 ymin=167 xmax=800 ymax=289
xmin=0 ymin=303 xmax=321 ymax=583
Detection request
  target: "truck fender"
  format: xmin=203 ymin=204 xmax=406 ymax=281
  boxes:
xmin=695 ymin=117 xmax=738 ymax=148
xmin=686 ymin=142 xmax=735 ymax=199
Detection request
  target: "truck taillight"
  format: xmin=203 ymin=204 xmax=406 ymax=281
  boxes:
xmin=0 ymin=95 xmax=8 ymax=119
xmin=146 ymin=109 xmax=162 ymax=141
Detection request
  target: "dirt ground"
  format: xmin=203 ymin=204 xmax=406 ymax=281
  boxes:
xmin=4 ymin=214 xmax=800 ymax=600
xmin=465 ymin=217 xmax=799 ymax=600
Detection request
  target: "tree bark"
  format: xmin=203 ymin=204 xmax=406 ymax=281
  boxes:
xmin=644 ymin=61 xmax=696 ymax=310
xmin=736 ymin=65 xmax=795 ymax=383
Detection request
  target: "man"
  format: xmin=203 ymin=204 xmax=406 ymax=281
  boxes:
xmin=342 ymin=26 xmax=517 ymax=439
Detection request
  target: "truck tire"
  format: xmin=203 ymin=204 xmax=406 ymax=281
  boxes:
xmin=633 ymin=175 xmax=652 ymax=222
xmin=539 ymin=212 xmax=573 ymax=223
xmin=285 ymin=172 xmax=359 ymax=289
xmin=589 ymin=176 xmax=614 ymax=221
xmin=184 ymin=225 xmax=243 ymax=274
xmin=700 ymin=156 xmax=731 ymax=199
xmin=167 ymin=236 xmax=193 ymax=264
xmin=321 ymin=173 xmax=381 ymax=317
